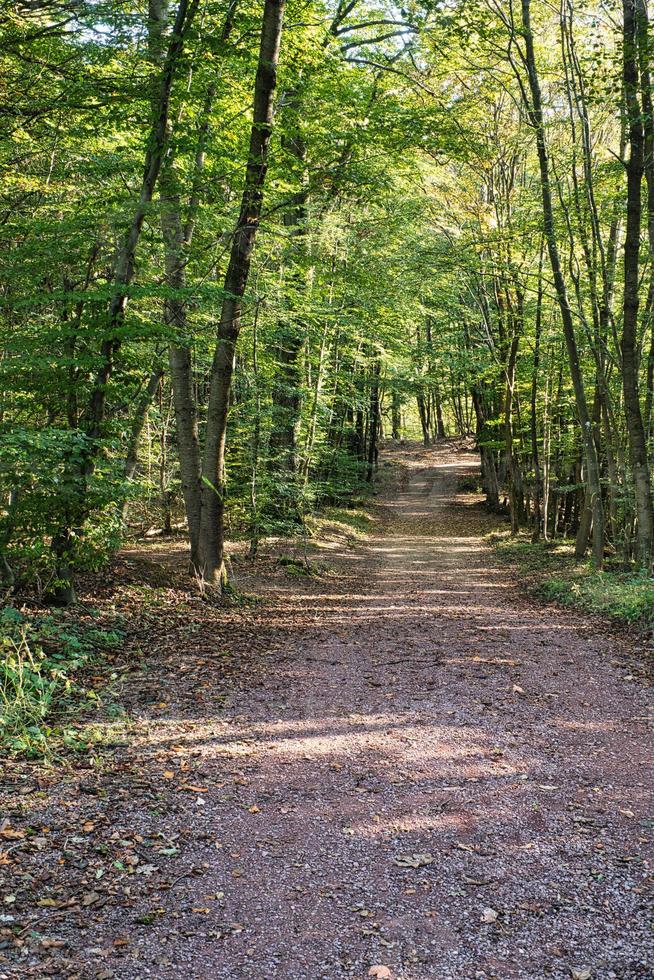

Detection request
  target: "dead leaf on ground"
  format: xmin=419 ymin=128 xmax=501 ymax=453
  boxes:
xmin=393 ymin=852 xmax=433 ymax=868
xmin=0 ymin=826 xmax=25 ymax=840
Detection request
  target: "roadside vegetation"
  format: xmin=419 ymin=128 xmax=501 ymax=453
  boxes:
xmin=492 ymin=532 xmax=654 ymax=635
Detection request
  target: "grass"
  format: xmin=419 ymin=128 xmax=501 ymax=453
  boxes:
xmin=0 ymin=606 xmax=124 ymax=757
xmin=317 ymin=505 xmax=377 ymax=538
xmin=490 ymin=531 xmax=654 ymax=630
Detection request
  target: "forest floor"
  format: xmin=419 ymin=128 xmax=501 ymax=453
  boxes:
xmin=2 ymin=441 xmax=654 ymax=980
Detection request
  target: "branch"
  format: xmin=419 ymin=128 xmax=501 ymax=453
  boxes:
xmin=344 ymin=56 xmax=437 ymax=96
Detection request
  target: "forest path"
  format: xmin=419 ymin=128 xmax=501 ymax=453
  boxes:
xmin=140 ymin=442 xmax=653 ymax=980
xmin=20 ymin=444 xmax=653 ymax=980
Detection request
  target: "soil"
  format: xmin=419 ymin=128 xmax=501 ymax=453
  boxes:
xmin=2 ymin=442 xmax=653 ymax=980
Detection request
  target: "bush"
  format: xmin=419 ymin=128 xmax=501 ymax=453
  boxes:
xmin=492 ymin=531 xmax=654 ymax=630
xmin=0 ymin=606 xmax=123 ymax=756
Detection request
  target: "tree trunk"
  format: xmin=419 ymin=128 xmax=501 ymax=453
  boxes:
xmin=197 ymin=0 xmax=286 ymax=586
xmin=637 ymin=0 xmax=654 ymax=443
xmin=530 ymin=254 xmax=543 ymax=541
xmin=434 ymin=387 xmax=446 ymax=439
xmin=623 ymin=0 xmax=654 ymax=567
xmin=504 ymin=330 xmax=520 ymax=535
xmin=519 ymin=0 xmax=605 ymax=568
xmin=416 ymin=394 xmax=430 ymax=446
xmin=366 ymin=361 xmax=381 ymax=482
xmin=269 ymin=86 xmax=308 ymax=484
xmin=391 ymin=390 xmax=401 ymax=439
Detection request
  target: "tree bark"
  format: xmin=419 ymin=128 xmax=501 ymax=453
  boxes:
xmin=518 ymin=0 xmax=605 ymax=567
xmin=197 ymin=0 xmax=286 ymax=586
xmin=366 ymin=360 xmax=381 ymax=482
xmin=269 ymin=87 xmax=308 ymax=483
xmin=530 ymin=251 xmax=543 ymax=541
xmin=623 ymin=0 xmax=654 ymax=567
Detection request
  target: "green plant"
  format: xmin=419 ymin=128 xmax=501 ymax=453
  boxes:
xmin=492 ymin=531 xmax=654 ymax=632
xmin=0 ymin=607 xmax=123 ymax=757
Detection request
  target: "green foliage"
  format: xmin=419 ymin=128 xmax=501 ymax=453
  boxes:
xmin=0 ymin=607 xmax=123 ymax=757
xmin=493 ymin=533 xmax=654 ymax=630
xmin=1 ymin=0 xmax=651 ymax=591
xmin=318 ymin=506 xmax=376 ymax=537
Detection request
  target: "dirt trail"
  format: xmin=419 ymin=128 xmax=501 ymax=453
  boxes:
xmin=142 ymin=443 xmax=653 ymax=980
xmin=8 ymin=444 xmax=654 ymax=980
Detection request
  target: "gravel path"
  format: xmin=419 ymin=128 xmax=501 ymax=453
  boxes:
xmin=140 ymin=444 xmax=654 ymax=980
xmin=8 ymin=444 xmax=653 ymax=979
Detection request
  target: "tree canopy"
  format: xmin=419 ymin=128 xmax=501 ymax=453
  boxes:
xmin=3 ymin=0 xmax=654 ymax=597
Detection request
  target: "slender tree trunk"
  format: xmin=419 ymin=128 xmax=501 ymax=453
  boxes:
xmin=623 ymin=0 xmax=654 ymax=567
xmin=504 ymin=330 xmax=520 ymax=535
xmin=269 ymin=87 xmax=308 ymax=483
xmin=518 ymin=0 xmax=605 ymax=567
xmin=530 ymin=252 xmax=543 ymax=541
xmin=637 ymin=0 xmax=654 ymax=442
xmin=366 ymin=361 xmax=381 ymax=482
xmin=301 ymin=320 xmax=330 ymax=480
xmin=575 ymin=386 xmax=600 ymax=557
xmin=153 ymin=5 xmax=217 ymax=569
xmin=0 ymin=489 xmax=19 ymax=590
xmin=248 ymin=303 xmax=263 ymax=557
xmin=416 ymin=394 xmax=430 ymax=446
xmin=434 ymin=387 xmax=446 ymax=439
xmin=198 ymin=0 xmax=286 ymax=586
xmin=472 ymin=388 xmax=500 ymax=511
xmin=391 ymin=390 xmax=401 ymax=440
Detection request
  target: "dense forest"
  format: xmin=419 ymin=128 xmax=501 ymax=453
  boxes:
xmin=4 ymin=0 xmax=654 ymax=601
xmin=3 ymin=4 xmax=654 ymax=977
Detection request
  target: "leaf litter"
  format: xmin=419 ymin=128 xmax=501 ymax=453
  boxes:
xmin=0 ymin=444 xmax=652 ymax=979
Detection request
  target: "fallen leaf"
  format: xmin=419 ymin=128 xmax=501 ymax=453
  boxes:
xmin=0 ymin=827 xmax=24 ymax=840
xmin=393 ymin=852 xmax=433 ymax=869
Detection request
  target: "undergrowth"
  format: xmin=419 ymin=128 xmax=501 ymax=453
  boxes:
xmin=0 ymin=606 xmax=124 ymax=757
xmin=490 ymin=531 xmax=654 ymax=630
xmin=315 ymin=505 xmax=377 ymax=538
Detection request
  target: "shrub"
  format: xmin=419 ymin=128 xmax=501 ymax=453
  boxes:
xmin=0 ymin=607 xmax=123 ymax=756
